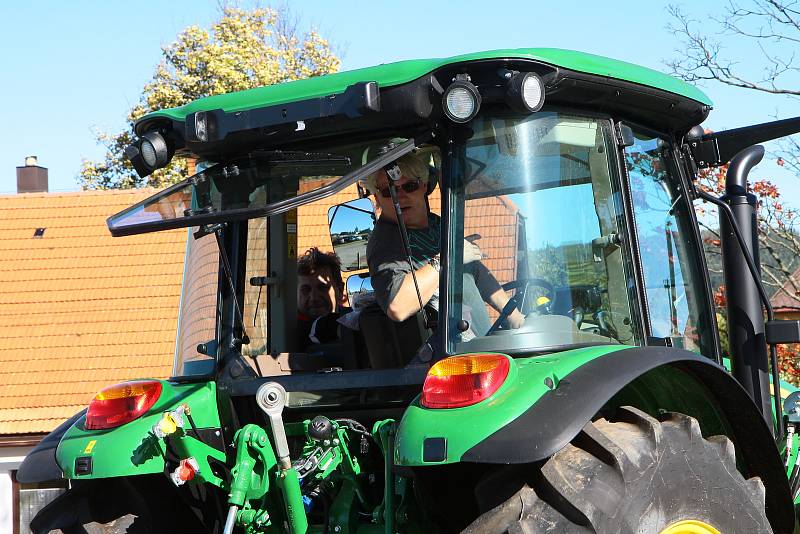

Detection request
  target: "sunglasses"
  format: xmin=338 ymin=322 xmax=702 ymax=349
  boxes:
xmin=378 ymin=179 xmax=421 ymax=198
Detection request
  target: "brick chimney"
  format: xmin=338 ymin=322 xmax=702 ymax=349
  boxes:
xmin=17 ymin=156 xmax=48 ymax=193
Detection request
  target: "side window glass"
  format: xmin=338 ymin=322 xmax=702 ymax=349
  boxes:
xmin=175 ymin=231 xmax=219 ymax=375
xmin=625 ymin=132 xmax=708 ymax=353
xmin=243 ymin=217 xmax=269 ymax=354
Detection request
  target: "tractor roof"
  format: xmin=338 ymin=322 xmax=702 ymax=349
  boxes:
xmin=139 ymin=48 xmax=712 ymax=126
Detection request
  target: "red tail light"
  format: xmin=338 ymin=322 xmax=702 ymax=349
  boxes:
xmin=85 ymin=380 xmax=162 ymax=430
xmin=421 ymin=354 xmax=510 ymax=409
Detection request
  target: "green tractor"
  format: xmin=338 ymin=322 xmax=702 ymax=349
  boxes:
xmin=20 ymin=48 xmax=800 ymax=533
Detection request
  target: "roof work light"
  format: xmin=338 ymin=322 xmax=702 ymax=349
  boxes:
xmin=124 ymin=131 xmax=172 ymax=178
xmin=505 ymin=72 xmax=545 ymax=113
xmin=442 ymin=75 xmax=481 ymax=123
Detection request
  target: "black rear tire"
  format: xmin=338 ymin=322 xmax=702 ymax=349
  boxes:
xmin=464 ymin=406 xmax=771 ymax=533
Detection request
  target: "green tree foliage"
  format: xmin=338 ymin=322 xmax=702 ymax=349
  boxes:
xmin=528 ymin=244 xmax=568 ymax=286
xmin=80 ymin=6 xmax=340 ymax=189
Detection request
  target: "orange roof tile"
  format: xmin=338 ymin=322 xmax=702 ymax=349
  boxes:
xmin=0 ymin=189 xmax=187 ymax=435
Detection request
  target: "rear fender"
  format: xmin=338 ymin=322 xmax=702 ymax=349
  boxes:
xmin=403 ymin=346 xmax=793 ymax=533
xmin=16 ymin=410 xmax=85 ymax=484
xmin=55 ymin=380 xmax=225 ymax=483
xmin=395 ymin=345 xmax=628 ymax=466
xmin=29 ymin=474 xmax=217 ymax=533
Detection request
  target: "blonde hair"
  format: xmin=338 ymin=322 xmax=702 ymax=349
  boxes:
xmin=362 ymin=147 xmax=440 ymax=195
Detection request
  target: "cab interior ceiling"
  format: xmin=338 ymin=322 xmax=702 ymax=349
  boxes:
xmin=140 ymin=59 xmax=709 ymax=163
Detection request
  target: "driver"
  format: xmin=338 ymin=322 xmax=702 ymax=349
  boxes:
xmin=364 ymin=148 xmax=525 ymax=336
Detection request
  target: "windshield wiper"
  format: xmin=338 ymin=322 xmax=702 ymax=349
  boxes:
xmin=256 ymin=135 xmax=432 ymax=219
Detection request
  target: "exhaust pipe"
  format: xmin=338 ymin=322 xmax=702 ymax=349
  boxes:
xmin=719 ymin=145 xmax=773 ymax=430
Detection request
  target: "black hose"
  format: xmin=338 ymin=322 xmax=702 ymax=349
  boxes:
xmin=790 ymin=460 xmax=800 ymax=499
xmin=335 ymin=418 xmax=368 ymax=433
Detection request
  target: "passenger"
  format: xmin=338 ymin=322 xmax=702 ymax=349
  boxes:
xmin=365 ymin=148 xmax=525 ymax=336
xmin=296 ymin=247 xmax=348 ymax=351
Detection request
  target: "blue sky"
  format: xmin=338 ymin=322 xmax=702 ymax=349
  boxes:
xmin=2 ymin=1 xmax=799 ymax=204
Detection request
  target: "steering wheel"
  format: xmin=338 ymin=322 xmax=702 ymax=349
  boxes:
xmin=486 ymin=278 xmax=556 ymax=335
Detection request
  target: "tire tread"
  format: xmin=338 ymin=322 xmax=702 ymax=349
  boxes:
xmin=463 ymin=407 xmax=772 ymax=533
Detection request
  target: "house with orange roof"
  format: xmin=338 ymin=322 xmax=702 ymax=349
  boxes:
xmin=2 ymin=163 xmax=521 ymax=532
xmin=0 ymin=179 xmax=188 ymax=532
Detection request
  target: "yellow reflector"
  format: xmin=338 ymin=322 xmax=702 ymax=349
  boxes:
xmin=660 ymin=519 xmax=720 ymax=534
xmin=428 ymin=354 xmax=506 ymax=377
xmin=535 ymin=296 xmax=551 ymax=306
xmin=157 ymin=413 xmax=179 ymax=436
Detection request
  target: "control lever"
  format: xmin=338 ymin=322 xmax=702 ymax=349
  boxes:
xmin=465 ymin=233 xmax=481 ymax=243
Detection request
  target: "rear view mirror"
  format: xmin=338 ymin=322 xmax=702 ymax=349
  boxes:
xmin=346 ymin=273 xmax=374 ymax=308
xmin=766 ymin=320 xmax=800 ymax=345
xmin=328 ymin=198 xmax=375 ymax=271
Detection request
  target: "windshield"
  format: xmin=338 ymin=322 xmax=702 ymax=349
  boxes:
xmin=169 ymin=138 xmax=406 ymax=378
xmin=446 ymin=112 xmax=640 ymax=354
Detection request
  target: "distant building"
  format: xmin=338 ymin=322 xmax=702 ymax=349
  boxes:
xmin=771 ymin=270 xmax=800 ymax=321
xmin=0 ymin=179 xmax=186 ymax=533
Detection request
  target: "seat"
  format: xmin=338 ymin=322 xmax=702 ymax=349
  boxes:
xmin=358 ymin=304 xmax=431 ymax=369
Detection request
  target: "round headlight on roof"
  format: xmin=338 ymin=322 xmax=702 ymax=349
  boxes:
xmin=140 ymin=138 xmax=157 ymax=167
xmin=443 ymin=80 xmax=481 ymax=123
xmin=125 ymin=130 xmax=172 ymax=179
xmin=140 ymin=131 xmax=170 ymax=169
xmin=506 ymin=72 xmax=545 ymax=114
xmin=194 ymin=111 xmax=208 ymax=143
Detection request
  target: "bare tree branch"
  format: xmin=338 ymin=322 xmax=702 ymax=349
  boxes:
xmin=667 ymin=3 xmax=800 ymax=95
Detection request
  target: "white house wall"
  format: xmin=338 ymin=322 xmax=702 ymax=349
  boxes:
xmin=0 ymin=446 xmax=34 ymax=534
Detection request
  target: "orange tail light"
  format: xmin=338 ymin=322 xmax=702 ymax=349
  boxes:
xmin=421 ymin=354 xmax=510 ymax=408
xmin=85 ymin=380 xmax=162 ymax=430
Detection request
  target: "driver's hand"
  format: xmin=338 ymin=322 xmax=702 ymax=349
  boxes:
xmin=507 ymin=309 xmax=526 ymax=329
xmin=463 ymin=240 xmax=483 ymax=264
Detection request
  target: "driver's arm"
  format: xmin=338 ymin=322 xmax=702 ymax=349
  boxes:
xmin=383 ymin=265 xmax=438 ymax=322
xmin=470 ymin=252 xmax=525 ymax=329
xmin=482 ymin=280 xmax=526 ymax=329
xmin=369 ymin=241 xmax=438 ymax=322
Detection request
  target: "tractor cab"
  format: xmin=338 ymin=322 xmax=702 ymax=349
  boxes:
xmin=23 ymin=49 xmax=800 ymax=533
xmin=110 ymin=109 xmax=717 ymax=374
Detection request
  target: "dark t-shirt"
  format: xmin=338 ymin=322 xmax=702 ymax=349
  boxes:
xmin=366 ymin=213 xmax=441 ymax=314
xmin=296 ymin=312 xmax=344 ymax=352
xmin=366 ymin=213 xmax=494 ymax=335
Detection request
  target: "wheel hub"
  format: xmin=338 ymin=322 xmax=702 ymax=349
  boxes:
xmin=660 ymin=519 xmax=721 ymax=534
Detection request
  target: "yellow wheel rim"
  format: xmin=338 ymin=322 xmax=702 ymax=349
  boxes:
xmin=660 ymin=519 xmax=721 ymax=534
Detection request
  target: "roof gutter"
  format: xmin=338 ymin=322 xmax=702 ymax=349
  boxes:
xmin=0 ymin=434 xmax=46 ymax=447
